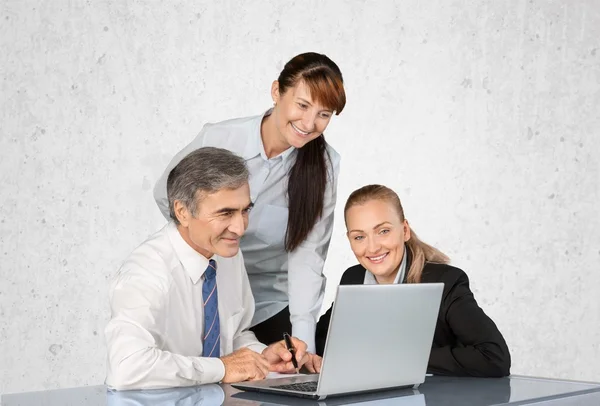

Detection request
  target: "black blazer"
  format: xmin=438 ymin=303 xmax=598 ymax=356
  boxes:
xmin=315 ymin=252 xmax=511 ymax=377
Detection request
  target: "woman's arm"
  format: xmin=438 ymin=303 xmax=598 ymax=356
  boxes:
xmin=287 ymin=151 xmax=340 ymax=353
xmin=428 ymin=271 xmax=511 ymax=377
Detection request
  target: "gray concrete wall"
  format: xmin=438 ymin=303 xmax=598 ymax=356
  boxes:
xmin=1 ymin=0 xmax=599 ymax=395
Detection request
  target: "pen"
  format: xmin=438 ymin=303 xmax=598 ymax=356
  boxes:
xmin=283 ymin=332 xmax=299 ymax=373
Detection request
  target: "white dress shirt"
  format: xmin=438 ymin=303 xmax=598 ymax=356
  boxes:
xmin=153 ymin=109 xmax=340 ymax=353
xmin=105 ymin=222 xmax=266 ymax=390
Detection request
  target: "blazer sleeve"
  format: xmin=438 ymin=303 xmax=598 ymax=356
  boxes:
xmin=315 ymin=305 xmax=332 ymax=357
xmin=428 ymin=271 xmax=511 ymax=377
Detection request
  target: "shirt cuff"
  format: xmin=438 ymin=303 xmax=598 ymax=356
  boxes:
xmin=292 ymin=320 xmax=317 ymax=353
xmin=193 ymin=357 xmax=226 ymax=383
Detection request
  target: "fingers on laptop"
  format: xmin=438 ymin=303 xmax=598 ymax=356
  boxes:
xmin=302 ymin=354 xmax=323 ymax=374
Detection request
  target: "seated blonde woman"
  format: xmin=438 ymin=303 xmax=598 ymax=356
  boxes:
xmin=315 ymin=185 xmax=511 ymax=377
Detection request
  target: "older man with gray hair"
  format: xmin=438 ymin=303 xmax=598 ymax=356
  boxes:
xmin=105 ymin=147 xmax=321 ymax=390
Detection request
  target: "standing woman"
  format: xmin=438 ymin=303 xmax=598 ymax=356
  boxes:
xmin=154 ymin=53 xmax=346 ymax=353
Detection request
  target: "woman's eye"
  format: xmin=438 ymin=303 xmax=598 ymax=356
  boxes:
xmin=380 ymin=229 xmax=390 ymax=235
xmin=298 ymin=103 xmax=308 ymax=109
xmin=354 ymin=235 xmax=364 ymax=241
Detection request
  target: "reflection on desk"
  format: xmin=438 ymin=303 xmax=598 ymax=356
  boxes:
xmin=419 ymin=376 xmax=510 ymax=405
xmin=101 ymin=377 xmax=510 ymax=406
xmin=2 ymin=375 xmax=600 ymax=406
xmin=227 ymin=376 xmax=509 ymax=406
xmin=106 ymin=384 xmax=224 ymax=405
xmin=231 ymin=387 xmax=423 ymax=406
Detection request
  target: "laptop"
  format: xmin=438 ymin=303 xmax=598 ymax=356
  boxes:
xmin=232 ymin=283 xmax=443 ymax=400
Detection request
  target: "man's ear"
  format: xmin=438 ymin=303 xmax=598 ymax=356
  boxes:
xmin=174 ymin=200 xmax=191 ymax=226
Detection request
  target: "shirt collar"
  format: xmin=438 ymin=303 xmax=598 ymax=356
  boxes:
xmin=166 ymin=222 xmax=212 ymax=284
xmin=243 ymin=108 xmax=296 ymax=163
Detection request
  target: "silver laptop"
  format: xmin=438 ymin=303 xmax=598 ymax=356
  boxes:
xmin=232 ymin=283 xmax=443 ymax=400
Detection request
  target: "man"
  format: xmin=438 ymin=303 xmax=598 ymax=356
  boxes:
xmin=105 ymin=147 xmax=321 ymax=390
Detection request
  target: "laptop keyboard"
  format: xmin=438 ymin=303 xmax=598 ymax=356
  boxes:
xmin=271 ymin=381 xmax=318 ymax=392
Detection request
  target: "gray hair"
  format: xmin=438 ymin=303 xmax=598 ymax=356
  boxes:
xmin=167 ymin=147 xmax=249 ymax=224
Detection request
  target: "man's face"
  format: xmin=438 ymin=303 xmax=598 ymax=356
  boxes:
xmin=175 ymin=183 xmax=252 ymax=258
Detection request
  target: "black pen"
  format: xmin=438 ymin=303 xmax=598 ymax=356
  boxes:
xmin=283 ymin=332 xmax=299 ymax=373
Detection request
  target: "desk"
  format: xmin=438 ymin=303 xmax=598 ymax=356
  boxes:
xmin=3 ymin=375 xmax=600 ymax=405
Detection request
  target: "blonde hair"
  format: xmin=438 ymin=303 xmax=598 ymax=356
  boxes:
xmin=344 ymin=185 xmax=450 ymax=283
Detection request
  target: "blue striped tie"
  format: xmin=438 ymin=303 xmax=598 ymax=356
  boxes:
xmin=202 ymin=259 xmax=220 ymax=358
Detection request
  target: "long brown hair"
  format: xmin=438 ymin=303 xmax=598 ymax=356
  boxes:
xmin=344 ymin=185 xmax=450 ymax=283
xmin=280 ymin=52 xmax=346 ymax=251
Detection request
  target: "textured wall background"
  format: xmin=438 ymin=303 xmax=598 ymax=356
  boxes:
xmin=1 ymin=0 xmax=599 ymax=396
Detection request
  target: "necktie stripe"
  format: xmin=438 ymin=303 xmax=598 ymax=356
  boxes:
xmin=203 ymin=283 xmax=217 ymax=307
xmin=207 ymin=334 xmax=220 ymax=357
xmin=204 ymin=312 xmax=217 ymax=340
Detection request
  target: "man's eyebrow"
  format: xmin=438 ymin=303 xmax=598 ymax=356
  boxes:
xmin=213 ymin=207 xmax=236 ymax=215
xmin=212 ymin=202 xmax=254 ymax=215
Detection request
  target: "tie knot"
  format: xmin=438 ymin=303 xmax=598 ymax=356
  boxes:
xmin=205 ymin=260 xmax=217 ymax=280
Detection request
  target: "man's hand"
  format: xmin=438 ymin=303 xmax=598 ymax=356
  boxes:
xmin=220 ymin=348 xmax=270 ymax=383
xmin=262 ymin=336 xmax=322 ymax=373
